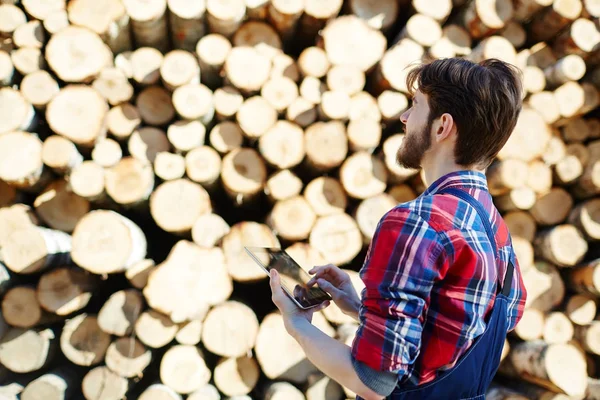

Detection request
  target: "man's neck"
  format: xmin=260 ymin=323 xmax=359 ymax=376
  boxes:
xmin=421 ymin=158 xmax=484 ymax=187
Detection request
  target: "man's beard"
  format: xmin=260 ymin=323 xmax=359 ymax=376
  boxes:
xmin=396 ymin=118 xmax=433 ymax=170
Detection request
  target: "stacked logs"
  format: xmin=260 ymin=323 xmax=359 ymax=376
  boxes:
xmin=0 ymin=0 xmax=600 ymax=399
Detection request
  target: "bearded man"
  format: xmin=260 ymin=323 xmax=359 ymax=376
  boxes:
xmin=269 ymin=57 xmax=528 ymax=400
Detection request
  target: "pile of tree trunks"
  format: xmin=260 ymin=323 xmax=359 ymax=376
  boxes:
xmin=0 ymin=0 xmax=600 ymax=399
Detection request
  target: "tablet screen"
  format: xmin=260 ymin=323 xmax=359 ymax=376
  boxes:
xmin=245 ymin=247 xmax=332 ymax=309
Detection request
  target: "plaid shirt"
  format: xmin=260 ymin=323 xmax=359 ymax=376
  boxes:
xmin=350 ymin=170 xmax=527 ymax=386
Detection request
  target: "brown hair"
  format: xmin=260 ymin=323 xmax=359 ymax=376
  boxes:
xmin=406 ymin=58 xmax=523 ymax=169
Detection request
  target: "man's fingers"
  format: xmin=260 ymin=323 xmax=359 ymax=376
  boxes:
xmin=269 ymin=270 xmax=285 ymax=303
xmin=316 ymin=279 xmax=341 ymax=298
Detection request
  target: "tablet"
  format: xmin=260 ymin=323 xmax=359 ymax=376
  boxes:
xmin=244 ymin=246 xmax=332 ymax=309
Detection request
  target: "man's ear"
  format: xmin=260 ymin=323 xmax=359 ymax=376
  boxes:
xmin=435 ymin=113 xmax=456 ymax=143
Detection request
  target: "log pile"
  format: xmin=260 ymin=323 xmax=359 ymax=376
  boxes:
xmin=0 ymin=0 xmax=600 ymax=399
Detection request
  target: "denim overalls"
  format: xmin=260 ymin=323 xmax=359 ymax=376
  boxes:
xmin=386 ymin=188 xmax=515 ymax=400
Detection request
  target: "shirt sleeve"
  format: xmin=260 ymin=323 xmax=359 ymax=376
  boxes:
xmin=350 ymin=206 xmax=447 ymax=377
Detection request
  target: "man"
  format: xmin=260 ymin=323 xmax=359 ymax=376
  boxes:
xmin=269 ymin=57 xmax=527 ymax=399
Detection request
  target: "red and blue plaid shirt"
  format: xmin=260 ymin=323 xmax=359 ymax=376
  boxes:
xmin=351 ymin=170 xmax=527 ymax=386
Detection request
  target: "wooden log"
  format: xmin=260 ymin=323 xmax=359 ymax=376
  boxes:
xmin=71 ymin=209 xmax=146 ymax=275
xmin=139 ymin=383 xmax=183 ymax=400
xmin=500 ymin=21 xmax=526 ymax=49
xmin=0 ymin=327 xmax=58 ymax=373
xmin=125 ymin=259 xmax=156 ymax=289
xmin=106 ymin=103 xmax=142 ymax=142
xmin=566 ymin=294 xmax=597 ymax=326
xmin=136 ymin=86 xmax=176 ymax=127
xmin=1 ymin=286 xmax=58 ymax=329
xmin=378 ymin=91 xmax=408 ymax=125
xmin=267 ymin=0 xmax=303 ymax=41
xmin=11 ymin=46 xmax=46 ymax=76
xmin=123 ymin=0 xmax=169 ymax=52
xmin=0 ymin=4 xmax=26 ymax=38
xmin=13 ymin=20 xmax=44 ymax=49
xmin=354 ymin=193 xmax=396 ymax=244
xmin=160 ymin=345 xmax=211 ymax=394
xmin=261 ymin=76 xmax=299 ymax=114
xmin=245 ymin=0 xmax=268 ymax=19
xmin=396 ymin=13 xmax=442 ymax=47
xmin=513 ymin=307 xmax=545 ymax=341
xmin=497 ymin=107 xmax=552 ymax=162
xmin=501 ymin=341 xmax=587 ymax=397
xmin=82 ymin=366 xmax=130 ymax=400
xmin=258 ymin=120 xmax=305 ymax=170
xmin=348 ymin=0 xmax=398 ymax=31
xmin=545 ymin=55 xmax=587 ymax=88
xmin=0 ymin=49 xmax=13 ymax=86
xmin=304 ymin=176 xmax=347 ymax=217
xmin=347 ymin=118 xmax=381 ymax=153
xmin=37 ymin=266 xmax=97 ymax=316
xmin=150 ymin=178 xmax=212 ymax=235
xmin=297 ymin=0 xmax=343 ymax=44
xmin=575 ymin=321 xmax=600 ymax=355
xmin=21 ymin=0 xmax=65 ymax=20
xmin=265 ymin=169 xmax=304 ymax=203
xmin=571 ymin=153 xmax=600 ymax=200
xmin=318 ymin=90 xmax=350 ymax=121
xmin=206 ymin=0 xmax=246 ymax=38
xmin=105 ymin=337 xmax=152 ymax=378
xmin=0 ymin=179 xmax=17 ymax=209
xmin=67 ymin=0 xmax=131 ymax=54
xmin=527 ymin=91 xmax=561 ymax=125
xmin=453 ymin=0 xmax=513 ymax=40
xmin=388 ymin=184 xmax=417 ymax=204
xmin=213 ymin=356 xmax=259 ymax=396
xmin=553 ymin=17 xmax=600 ymax=60
xmin=486 ymin=159 xmax=529 ymax=196
xmin=128 ymin=126 xmax=170 ymax=164
xmin=0 ymin=88 xmax=35 ymax=135
xmin=528 ymin=0 xmax=583 ymax=43
xmin=196 ymin=33 xmax=231 ymax=89
xmin=160 ymin=50 xmax=200 ymax=92
xmin=271 ymin=52 xmax=299 ymax=82
xmin=306 ymin=373 xmax=346 ymax=400
xmin=45 ymin=26 xmax=107 ymax=83
xmin=304 ymin=121 xmax=348 ymax=172
xmin=166 ymin=120 xmax=206 ymax=154
xmin=298 ymin=46 xmax=330 ymax=79
xmin=0 ymin=204 xmax=39 ymax=250
xmin=530 ymin=187 xmax=573 ymax=226
xmin=143 ymin=242 xmax=232 ymax=322
xmin=325 ymin=65 xmax=365 ymax=97
xmin=542 ymin=133 xmax=567 ymax=166
xmin=33 ymin=179 xmax=90 ymax=233
xmin=264 ymin=381 xmax=306 ymax=400
xmin=129 ymin=47 xmax=163 ymax=87
xmin=68 ymin=160 xmax=107 ymax=203
xmin=209 ymin=121 xmax=243 ymax=154
xmin=340 ymin=151 xmax=387 ymax=200
xmin=567 ymin=258 xmax=600 ymax=296
xmin=105 ymin=157 xmax=155 ymax=209
xmin=267 ymin=196 xmax=316 ymax=242
xmin=233 ymin=21 xmax=282 ymax=61
xmin=92 ymin=67 xmax=134 ymax=106
xmin=309 ymin=213 xmax=362 ymax=266
xmin=135 ymin=310 xmax=178 ymax=349
xmin=562 ymin=118 xmax=590 ymax=143
xmin=523 ymin=261 xmax=565 ymax=312
xmin=504 ymin=210 xmax=537 ymax=242
xmin=534 ymin=224 xmax=588 ymax=268
xmin=185 ymin=145 xmax=222 ymax=191
xmin=191 ymin=213 xmax=230 ymax=248
xmin=554 ymin=82 xmax=600 ymax=123
xmin=468 ymin=35 xmax=516 ymax=65
xmin=20 ymin=70 xmax=59 ymax=110
xmin=224 ymin=47 xmax=271 ymax=95
xmin=321 ymin=15 xmax=387 ymax=73
xmin=175 ymin=319 xmax=203 ymax=346
xmin=221 ymin=148 xmax=267 ymax=205
xmin=172 ymin=83 xmax=214 ymax=125
xmin=349 ymin=91 xmax=380 ymax=122
xmin=511 ymin=236 xmax=534 ymax=271
xmin=237 ymin=96 xmax=277 ymax=138
xmin=526 ymin=160 xmax=552 ymax=194
xmin=98 ymin=289 xmax=143 ymax=336
xmin=221 ymin=221 xmax=280 ymax=282
xmin=214 ymin=86 xmax=244 ymax=121
xmin=255 ymin=312 xmax=318 ymax=383
xmin=513 ymin=0 xmax=553 ymax=22
xmin=43 ymin=9 xmax=69 ymax=35
xmin=47 ymin=85 xmax=108 ymax=148
xmin=286 ymin=96 xmax=317 ymax=128
xmin=522 ymin=66 xmax=546 ymax=96
xmin=0 ymin=131 xmax=47 ymax=191
xmin=60 ymin=313 xmax=111 ymax=366
xmin=201 ymin=300 xmax=259 ymax=357
xmin=92 ymin=138 xmax=123 ymax=169
xmin=2 ymin=225 xmax=70 ymax=275
xmin=372 ymin=38 xmax=424 ymax=95
xmin=568 ymin=198 xmax=600 ymax=241
xmin=167 ymin=0 xmax=206 ymax=52
xmin=299 ymin=76 xmax=327 ymax=104
xmin=542 ymin=312 xmax=574 ymax=344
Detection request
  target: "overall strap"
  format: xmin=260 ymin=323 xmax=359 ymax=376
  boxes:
xmin=438 ymin=188 xmax=514 ymax=297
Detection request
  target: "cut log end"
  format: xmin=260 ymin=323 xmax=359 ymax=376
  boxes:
xmin=201 ymin=301 xmax=259 ymax=358
xmin=309 ymin=213 xmax=362 ymax=266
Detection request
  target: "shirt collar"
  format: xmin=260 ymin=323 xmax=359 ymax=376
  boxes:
xmin=422 ymin=170 xmax=489 ymax=196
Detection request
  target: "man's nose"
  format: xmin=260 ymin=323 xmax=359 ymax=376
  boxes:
xmin=400 ymin=109 xmax=409 ymax=124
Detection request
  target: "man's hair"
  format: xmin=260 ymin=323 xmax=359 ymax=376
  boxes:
xmin=406 ymin=58 xmax=524 ymax=169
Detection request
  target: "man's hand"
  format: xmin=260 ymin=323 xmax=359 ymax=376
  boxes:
xmin=269 ymin=269 xmax=329 ymax=331
xmin=307 ymin=264 xmax=361 ymax=319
